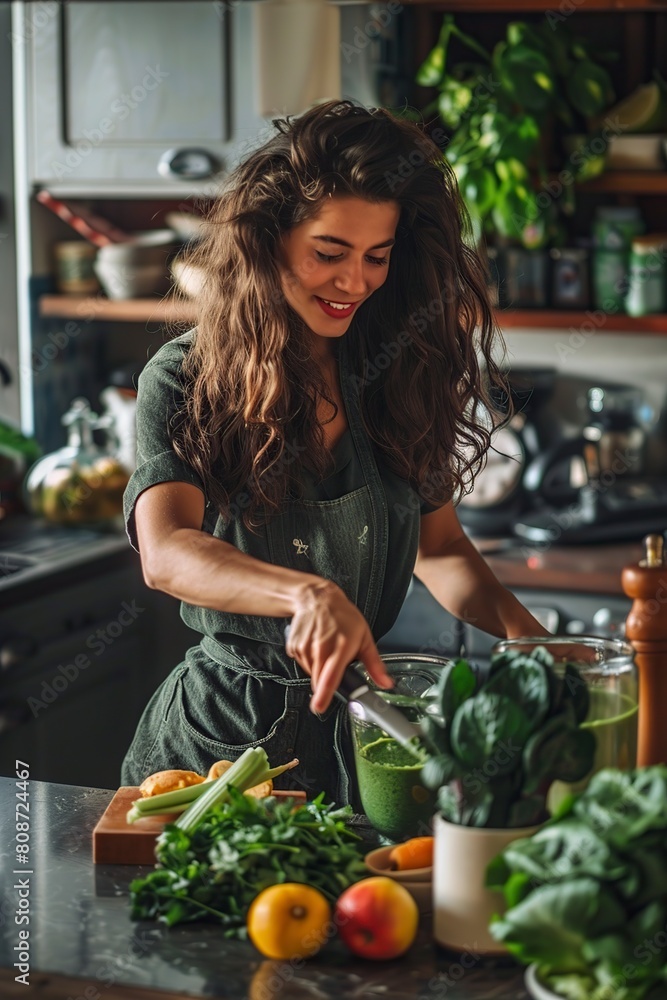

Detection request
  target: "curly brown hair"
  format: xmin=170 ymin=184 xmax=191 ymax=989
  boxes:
xmin=171 ymin=99 xmax=508 ymax=529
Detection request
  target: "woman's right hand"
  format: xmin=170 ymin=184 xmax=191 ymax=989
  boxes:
xmin=285 ymin=579 xmax=393 ymax=714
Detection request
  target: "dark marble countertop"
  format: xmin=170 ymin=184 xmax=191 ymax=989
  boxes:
xmin=0 ymin=514 xmax=130 ymax=599
xmin=0 ymin=777 xmax=530 ymax=999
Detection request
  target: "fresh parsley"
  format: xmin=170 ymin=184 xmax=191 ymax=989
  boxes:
xmin=129 ymin=789 xmax=368 ymax=936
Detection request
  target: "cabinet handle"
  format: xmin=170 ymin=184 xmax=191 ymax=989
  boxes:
xmin=158 ymin=147 xmax=221 ymax=181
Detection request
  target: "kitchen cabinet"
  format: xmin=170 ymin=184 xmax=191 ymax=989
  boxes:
xmin=24 ymin=0 xmax=265 ymax=195
xmin=0 ymin=527 xmax=196 ymax=788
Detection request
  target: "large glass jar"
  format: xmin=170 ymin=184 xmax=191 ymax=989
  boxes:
xmin=348 ymin=653 xmax=450 ymax=843
xmin=24 ymin=398 xmax=130 ymax=526
xmin=492 ymin=636 xmax=638 ymax=808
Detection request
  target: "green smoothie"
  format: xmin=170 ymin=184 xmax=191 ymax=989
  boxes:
xmin=355 ymin=736 xmax=434 ymax=842
xmin=548 ymin=689 xmax=638 ymax=812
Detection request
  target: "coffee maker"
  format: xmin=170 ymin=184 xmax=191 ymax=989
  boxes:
xmin=458 ymin=372 xmax=666 ymax=544
xmin=513 ymin=384 xmax=667 ymax=544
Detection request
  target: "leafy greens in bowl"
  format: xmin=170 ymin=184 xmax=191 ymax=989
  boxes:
xmin=488 ymin=766 xmax=667 ymax=1000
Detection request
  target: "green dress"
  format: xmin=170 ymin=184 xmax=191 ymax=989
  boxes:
xmin=121 ymin=330 xmax=433 ymax=808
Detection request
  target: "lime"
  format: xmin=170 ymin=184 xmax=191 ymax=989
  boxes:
xmin=603 ymin=81 xmax=667 ymax=133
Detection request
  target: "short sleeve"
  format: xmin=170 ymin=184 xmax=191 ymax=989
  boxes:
xmin=123 ymin=332 xmax=206 ymax=553
xmin=420 ymin=499 xmax=444 ymax=515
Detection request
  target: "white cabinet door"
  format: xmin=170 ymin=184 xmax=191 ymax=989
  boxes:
xmin=24 ymin=0 xmax=265 ymax=195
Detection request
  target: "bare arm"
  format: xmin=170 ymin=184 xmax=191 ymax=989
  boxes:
xmin=414 ymin=501 xmax=550 ymax=639
xmin=134 ymin=481 xmax=391 ymax=710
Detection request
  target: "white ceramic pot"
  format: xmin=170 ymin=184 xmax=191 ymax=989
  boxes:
xmin=433 ymin=813 xmax=539 ymax=954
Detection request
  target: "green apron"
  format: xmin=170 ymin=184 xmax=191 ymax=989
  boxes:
xmin=121 ymin=333 xmax=421 ymax=809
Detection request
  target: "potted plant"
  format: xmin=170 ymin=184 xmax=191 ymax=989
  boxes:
xmin=411 ymin=16 xmax=618 ymax=308
xmin=414 ymin=15 xmax=617 ymax=250
xmin=420 ymin=646 xmax=596 ymax=953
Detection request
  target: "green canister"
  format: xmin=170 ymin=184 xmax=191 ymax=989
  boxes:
xmin=625 ymin=234 xmax=667 ymax=317
xmin=593 ymin=206 xmax=645 ymax=250
xmin=592 ymin=207 xmax=644 ymax=313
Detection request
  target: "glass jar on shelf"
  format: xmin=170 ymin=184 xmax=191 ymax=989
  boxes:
xmin=24 ymin=397 xmax=130 ymax=526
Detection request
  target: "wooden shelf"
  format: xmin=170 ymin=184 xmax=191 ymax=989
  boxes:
xmin=403 ymin=0 xmax=667 ymax=9
xmin=577 ymin=172 xmax=667 ymax=194
xmin=496 ymin=309 xmax=667 ymax=332
xmin=39 ymin=294 xmax=197 ymax=324
xmin=38 ymin=295 xmax=667 ymax=334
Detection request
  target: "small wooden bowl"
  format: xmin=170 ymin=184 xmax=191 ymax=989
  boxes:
xmin=364 ymin=844 xmax=432 ymax=882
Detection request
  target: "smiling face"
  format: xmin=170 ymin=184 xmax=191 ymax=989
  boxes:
xmin=279 ymin=195 xmax=400 ymax=358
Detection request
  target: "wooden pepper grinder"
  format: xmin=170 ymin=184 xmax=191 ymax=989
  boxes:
xmin=622 ymin=534 xmax=667 ymax=766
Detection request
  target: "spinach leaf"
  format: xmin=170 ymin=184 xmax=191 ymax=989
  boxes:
xmin=485 ymin=657 xmax=550 ymax=733
xmin=437 ymin=657 xmax=477 ymax=718
xmin=574 ymin=767 xmax=667 ymax=846
xmin=500 ymin=818 xmax=625 ymax=885
xmin=522 ymin=716 xmax=596 ymax=793
xmin=490 ymin=767 xmax=667 ymax=998
xmin=422 ymin=646 xmax=596 ymax=828
xmin=450 ymin=693 xmax=532 ymax=772
xmin=490 ymin=877 xmax=627 ymax=969
xmin=559 ymin=663 xmax=590 ymax=724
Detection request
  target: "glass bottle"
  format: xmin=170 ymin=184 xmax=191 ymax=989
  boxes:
xmin=24 ymin=398 xmax=130 ymax=526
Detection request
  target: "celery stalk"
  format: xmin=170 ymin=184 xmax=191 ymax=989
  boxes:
xmin=129 ymin=782 xmax=208 ymax=817
xmin=174 ymin=747 xmax=269 ymax=832
xmin=126 ymin=752 xmax=301 ymax=825
xmin=264 ymin=758 xmax=299 ymax=781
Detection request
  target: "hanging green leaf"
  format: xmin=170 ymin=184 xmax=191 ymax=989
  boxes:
xmin=462 ymin=167 xmax=498 ymax=218
xmin=416 ymin=15 xmax=455 ymax=87
xmin=506 ymin=21 xmax=548 ymax=53
xmin=496 ymin=45 xmax=555 ymax=111
xmin=416 ymin=44 xmax=446 ymax=88
xmin=495 ymin=115 xmax=540 ymax=163
xmin=437 ymin=79 xmax=473 ymax=129
xmin=566 ymin=60 xmax=614 ymax=117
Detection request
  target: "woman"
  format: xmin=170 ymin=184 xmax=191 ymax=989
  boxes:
xmin=121 ymin=100 xmax=547 ymax=807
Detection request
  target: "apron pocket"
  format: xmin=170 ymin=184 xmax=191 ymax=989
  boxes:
xmin=175 ymin=669 xmax=300 ymax=762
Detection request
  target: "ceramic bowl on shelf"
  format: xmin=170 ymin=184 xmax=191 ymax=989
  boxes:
xmin=363 ymin=845 xmax=433 ymax=915
xmin=94 ymin=230 xmax=177 ymax=299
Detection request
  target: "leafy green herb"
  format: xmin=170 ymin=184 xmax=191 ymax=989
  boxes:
xmin=129 ymin=788 xmax=367 ymax=936
xmin=420 ymin=646 xmax=596 ymax=828
xmin=489 ymin=766 xmax=667 ymax=999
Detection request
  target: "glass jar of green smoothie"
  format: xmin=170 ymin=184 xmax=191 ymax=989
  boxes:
xmin=491 ymin=636 xmax=638 ymax=809
xmin=347 ymin=653 xmax=450 ymax=843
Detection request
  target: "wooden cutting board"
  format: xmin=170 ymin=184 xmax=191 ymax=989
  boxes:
xmin=92 ymin=786 xmax=306 ymax=865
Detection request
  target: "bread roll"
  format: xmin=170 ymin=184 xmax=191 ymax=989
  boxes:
xmin=139 ymin=769 xmax=205 ymax=798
